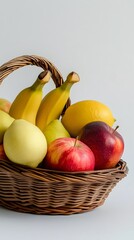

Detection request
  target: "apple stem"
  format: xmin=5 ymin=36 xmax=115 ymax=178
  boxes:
xmin=74 ymin=136 xmax=79 ymax=147
xmin=113 ymin=125 xmax=119 ymax=133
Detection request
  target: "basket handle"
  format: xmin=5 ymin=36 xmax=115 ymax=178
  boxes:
xmin=0 ymin=54 xmax=71 ymax=110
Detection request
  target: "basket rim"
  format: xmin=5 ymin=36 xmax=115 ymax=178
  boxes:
xmin=0 ymin=158 xmax=128 ymax=175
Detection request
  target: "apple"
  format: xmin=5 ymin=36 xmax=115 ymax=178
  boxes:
xmin=0 ymin=144 xmax=8 ymax=160
xmin=44 ymin=137 xmax=95 ymax=172
xmin=79 ymin=121 xmax=124 ymax=170
xmin=0 ymin=98 xmax=11 ymax=113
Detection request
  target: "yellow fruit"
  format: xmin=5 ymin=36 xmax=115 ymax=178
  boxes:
xmin=0 ymin=110 xmax=14 ymax=144
xmin=4 ymin=119 xmax=47 ymax=168
xmin=9 ymin=70 xmax=51 ymax=125
xmin=43 ymin=119 xmax=70 ymax=146
xmin=36 ymin=72 xmax=80 ymax=131
xmin=61 ymin=100 xmax=115 ymax=137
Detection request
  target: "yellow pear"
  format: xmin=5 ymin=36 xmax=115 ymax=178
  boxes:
xmin=43 ymin=119 xmax=70 ymax=146
xmin=4 ymin=119 xmax=47 ymax=168
xmin=0 ymin=110 xmax=14 ymax=144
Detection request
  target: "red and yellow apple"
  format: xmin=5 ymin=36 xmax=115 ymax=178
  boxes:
xmin=0 ymin=98 xmax=11 ymax=113
xmin=79 ymin=121 xmax=124 ymax=170
xmin=0 ymin=144 xmax=8 ymax=160
xmin=44 ymin=137 xmax=95 ymax=172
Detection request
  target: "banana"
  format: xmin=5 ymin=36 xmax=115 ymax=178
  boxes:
xmin=36 ymin=72 xmax=80 ymax=131
xmin=9 ymin=70 xmax=51 ymax=125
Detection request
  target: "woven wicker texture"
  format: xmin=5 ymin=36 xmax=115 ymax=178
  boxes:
xmin=0 ymin=160 xmax=128 ymax=215
xmin=0 ymin=55 xmax=128 ymax=215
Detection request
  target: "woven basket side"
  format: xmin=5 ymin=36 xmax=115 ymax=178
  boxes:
xmin=0 ymin=160 xmax=128 ymax=215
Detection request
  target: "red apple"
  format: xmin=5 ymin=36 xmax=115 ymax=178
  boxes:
xmin=79 ymin=121 xmax=124 ymax=170
xmin=44 ymin=137 xmax=95 ymax=172
xmin=0 ymin=98 xmax=11 ymax=113
xmin=0 ymin=144 xmax=8 ymax=160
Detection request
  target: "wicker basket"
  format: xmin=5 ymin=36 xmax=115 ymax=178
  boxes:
xmin=0 ymin=55 xmax=128 ymax=215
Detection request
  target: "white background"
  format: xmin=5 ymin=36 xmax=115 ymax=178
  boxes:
xmin=0 ymin=0 xmax=133 ymax=239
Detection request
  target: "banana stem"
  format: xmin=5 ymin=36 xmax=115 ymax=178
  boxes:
xmin=61 ymin=72 xmax=80 ymax=91
xmin=66 ymin=72 xmax=80 ymax=83
xmin=31 ymin=70 xmax=51 ymax=90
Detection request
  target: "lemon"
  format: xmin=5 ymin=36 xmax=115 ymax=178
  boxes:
xmin=61 ymin=100 xmax=115 ymax=137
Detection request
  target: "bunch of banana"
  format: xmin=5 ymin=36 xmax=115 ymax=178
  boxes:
xmin=9 ymin=70 xmax=51 ymax=125
xmin=36 ymin=72 xmax=80 ymax=131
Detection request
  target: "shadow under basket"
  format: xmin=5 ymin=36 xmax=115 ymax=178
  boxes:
xmin=0 ymin=55 xmax=128 ymax=215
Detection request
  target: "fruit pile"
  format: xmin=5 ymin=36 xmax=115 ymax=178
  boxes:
xmin=0 ymin=70 xmax=124 ymax=172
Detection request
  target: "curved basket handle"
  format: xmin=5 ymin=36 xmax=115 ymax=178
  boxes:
xmin=0 ymin=55 xmax=71 ymax=110
xmin=0 ymin=55 xmax=63 ymax=87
